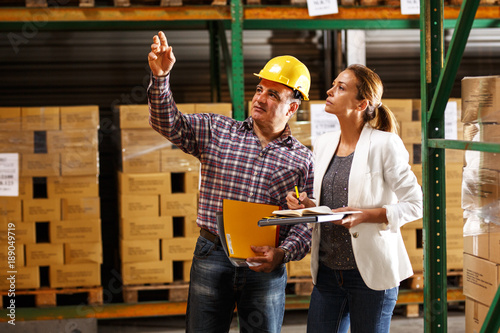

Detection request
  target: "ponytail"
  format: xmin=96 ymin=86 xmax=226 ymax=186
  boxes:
xmin=369 ymin=104 xmax=399 ymax=135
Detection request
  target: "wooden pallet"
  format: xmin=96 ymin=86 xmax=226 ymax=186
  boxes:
xmin=122 ymin=281 xmax=189 ymax=303
xmin=0 ymin=286 xmax=103 ymax=308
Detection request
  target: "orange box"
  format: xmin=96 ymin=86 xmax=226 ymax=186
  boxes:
xmin=160 ymin=193 xmax=198 ymax=216
xmin=161 ymin=149 xmax=200 ymax=173
xmin=49 ymin=263 xmax=101 ymax=288
xmin=0 ymin=131 xmax=33 ymax=153
xmin=46 ymin=129 xmax=98 ymax=154
xmin=61 ymin=149 xmax=99 ymax=176
xmin=21 ymin=153 xmax=60 ymax=177
xmin=0 ymin=107 xmax=21 ymax=130
xmin=50 ymin=219 xmax=101 ymax=243
xmin=119 ymin=172 xmax=171 ymax=195
xmin=161 ymin=237 xmax=197 ymax=261
xmin=0 ymin=198 xmax=22 ymax=221
xmin=25 ymin=243 xmax=64 ymax=266
xmin=120 ymin=216 xmax=173 ymax=240
xmin=120 ymin=239 xmax=160 ymax=263
xmin=120 ymin=194 xmax=160 ymax=218
xmin=0 ymin=266 xmax=40 ymax=290
xmin=61 ymin=197 xmax=100 ymax=220
xmin=64 ymin=241 xmax=102 ymax=264
xmin=23 ymin=198 xmax=61 ymax=222
xmin=21 ymin=107 xmax=60 ymax=131
xmin=60 ymin=106 xmax=99 ymax=130
xmin=121 ymin=260 xmax=173 ymax=285
xmin=47 ymin=175 xmax=99 ymax=198
xmin=117 ymin=104 xmax=150 ymax=129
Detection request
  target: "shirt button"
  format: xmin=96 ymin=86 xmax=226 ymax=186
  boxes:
xmin=249 ymin=193 xmax=253 ymax=197
xmin=352 ymin=232 xmax=359 ymax=238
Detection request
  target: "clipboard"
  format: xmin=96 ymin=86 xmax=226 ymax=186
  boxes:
xmin=218 ymin=199 xmax=280 ymax=266
xmin=258 ymin=211 xmax=362 ymax=227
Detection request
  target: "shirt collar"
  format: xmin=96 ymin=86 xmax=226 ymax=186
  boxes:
xmin=240 ymin=117 xmax=298 ymax=148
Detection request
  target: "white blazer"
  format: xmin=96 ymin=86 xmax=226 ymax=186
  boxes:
xmin=310 ymin=124 xmax=423 ymax=291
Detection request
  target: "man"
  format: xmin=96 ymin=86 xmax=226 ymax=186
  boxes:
xmin=147 ymin=31 xmax=314 ymax=333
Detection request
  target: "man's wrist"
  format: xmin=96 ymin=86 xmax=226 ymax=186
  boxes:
xmin=281 ymin=248 xmax=291 ymax=263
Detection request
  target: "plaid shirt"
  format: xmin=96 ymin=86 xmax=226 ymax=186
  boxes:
xmin=148 ymin=75 xmax=314 ymax=261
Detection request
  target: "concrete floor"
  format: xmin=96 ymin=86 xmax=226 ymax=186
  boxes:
xmin=97 ymin=306 xmax=466 ymax=333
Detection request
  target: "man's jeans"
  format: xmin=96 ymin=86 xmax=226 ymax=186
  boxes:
xmin=186 ymin=235 xmax=287 ymax=333
xmin=307 ymin=262 xmax=398 ymax=333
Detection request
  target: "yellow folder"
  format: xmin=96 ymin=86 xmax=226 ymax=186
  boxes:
xmin=221 ymin=199 xmax=279 ymax=261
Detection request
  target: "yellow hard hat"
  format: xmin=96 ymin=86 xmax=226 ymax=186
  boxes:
xmin=254 ymin=55 xmax=311 ymax=101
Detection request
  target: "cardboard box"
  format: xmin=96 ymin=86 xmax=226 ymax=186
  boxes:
xmin=50 ymin=219 xmax=101 ymax=243
xmin=47 ymin=175 xmax=99 ymax=198
xmin=46 ymin=129 xmax=98 ymax=154
xmin=0 ymin=241 xmax=24 ymax=268
xmin=465 ymin=297 xmax=492 ymax=333
xmin=464 ymin=234 xmax=490 ymax=260
xmin=121 ymin=260 xmax=173 ymax=285
xmin=0 ymin=198 xmax=22 ymax=221
xmin=120 ymin=239 xmax=160 ymax=263
xmin=169 ymin=171 xmax=200 ymax=194
xmin=120 ymin=129 xmax=169 ymax=150
xmin=16 ymin=177 xmax=34 ymax=199
xmin=462 ymin=168 xmax=499 ymax=211
xmin=161 ymin=149 xmax=200 ymax=173
xmin=288 ymin=253 xmax=311 ymax=277
xmin=61 ymin=149 xmax=99 ymax=176
xmin=195 ymin=103 xmax=232 ymax=118
xmin=288 ymin=121 xmax=312 ymax=147
xmin=405 ymin=143 xmax=422 ymax=164
xmin=25 ymin=243 xmax=64 ymax=266
xmin=160 ymin=193 xmax=198 ymax=216
xmin=21 ymin=153 xmax=60 ymax=177
xmin=64 ymin=241 xmax=102 ymax=264
xmin=49 ymin=263 xmax=101 ymax=288
xmin=0 ymin=220 xmax=35 ymax=244
xmin=463 ymin=123 xmax=500 ymax=171
xmin=117 ymin=104 xmax=150 ymax=129
xmin=61 ymin=197 xmax=100 ymax=220
xmin=0 ymin=266 xmax=40 ymax=290
xmin=120 ymin=216 xmax=173 ymax=240
xmin=490 ymin=232 xmax=500 ymax=264
xmin=23 ymin=198 xmax=61 ymax=222
xmin=0 ymin=131 xmax=33 ymax=153
xmin=177 ymin=103 xmax=197 ymax=114
xmin=463 ymin=253 xmax=500 ymax=306
xmin=60 ymin=106 xmax=99 ymax=130
xmin=0 ymin=107 xmax=21 ymax=130
xmin=121 ymin=148 xmax=161 ymax=174
xmin=183 ymin=215 xmax=200 ymax=238
xmin=383 ymin=99 xmax=414 ymax=122
xmin=120 ymin=194 xmax=160 ymax=218
xmin=119 ymin=172 xmax=171 ymax=195
xmin=161 ymin=237 xmax=197 ymax=261
xmin=401 ymin=121 xmax=421 ymax=144
xmin=462 ymin=76 xmax=500 ymax=123
xmin=21 ymin=107 xmax=60 ymax=131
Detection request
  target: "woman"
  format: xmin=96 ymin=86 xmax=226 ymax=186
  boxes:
xmin=287 ymin=64 xmax=423 ymax=333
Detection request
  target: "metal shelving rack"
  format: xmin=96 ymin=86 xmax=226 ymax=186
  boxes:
xmin=420 ymin=0 xmax=500 ymax=332
xmin=1 ymin=2 xmax=500 ymax=331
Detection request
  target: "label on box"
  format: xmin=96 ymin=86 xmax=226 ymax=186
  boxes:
xmin=0 ymin=153 xmax=19 ymax=197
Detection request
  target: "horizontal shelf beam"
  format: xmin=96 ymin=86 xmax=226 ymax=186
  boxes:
xmin=0 ymin=6 xmax=498 ymax=26
xmin=0 ymin=288 xmax=464 ymax=321
xmin=428 ymin=139 xmax=500 ymax=153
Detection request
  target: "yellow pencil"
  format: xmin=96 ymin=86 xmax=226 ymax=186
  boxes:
xmin=294 ymin=185 xmax=301 ymax=204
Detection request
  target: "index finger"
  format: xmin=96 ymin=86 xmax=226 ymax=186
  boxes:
xmin=158 ymin=31 xmax=168 ymax=48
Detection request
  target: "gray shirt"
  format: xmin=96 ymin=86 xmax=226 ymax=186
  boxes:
xmin=318 ymin=152 xmax=357 ymax=270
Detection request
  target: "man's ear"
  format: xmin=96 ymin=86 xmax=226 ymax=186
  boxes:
xmin=287 ymin=101 xmax=300 ymax=117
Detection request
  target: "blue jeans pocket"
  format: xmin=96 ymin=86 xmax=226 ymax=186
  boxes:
xmin=193 ymin=236 xmax=217 ymax=259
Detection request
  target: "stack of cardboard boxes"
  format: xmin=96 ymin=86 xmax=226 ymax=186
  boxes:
xmin=0 ymin=106 xmax=102 ymax=290
xmin=460 ymin=76 xmax=500 ymax=332
xmin=397 ymin=97 xmax=465 ymax=272
xmin=117 ymin=103 xmax=231 ymax=285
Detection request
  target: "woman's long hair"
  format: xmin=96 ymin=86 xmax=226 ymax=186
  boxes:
xmin=347 ymin=64 xmax=399 ymax=134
